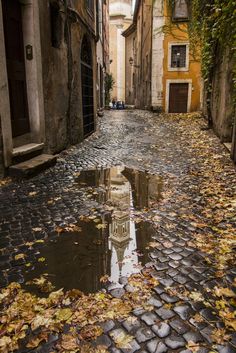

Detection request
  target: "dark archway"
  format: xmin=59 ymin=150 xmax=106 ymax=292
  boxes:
xmin=2 ymin=0 xmax=30 ymax=137
xmin=81 ymin=35 xmax=94 ymax=137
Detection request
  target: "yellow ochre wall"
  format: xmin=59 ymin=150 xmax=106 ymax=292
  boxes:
xmin=162 ymin=2 xmax=202 ymax=112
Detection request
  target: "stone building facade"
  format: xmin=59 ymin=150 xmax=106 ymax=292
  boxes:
xmin=203 ymin=46 xmax=236 ymax=162
xmin=109 ymin=0 xmax=132 ymax=101
xmin=123 ymin=0 xmax=202 ymax=113
xmin=0 ymin=0 xmax=102 ymax=177
xmin=96 ymin=0 xmax=110 ymax=111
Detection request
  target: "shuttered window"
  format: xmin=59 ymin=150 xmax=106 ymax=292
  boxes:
xmin=171 ymin=45 xmax=187 ymax=68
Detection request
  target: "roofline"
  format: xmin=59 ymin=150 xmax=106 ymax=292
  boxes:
xmin=122 ymin=0 xmax=140 ymax=37
xmin=122 ymin=22 xmax=136 ymax=37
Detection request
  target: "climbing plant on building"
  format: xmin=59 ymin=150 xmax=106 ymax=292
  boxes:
xmin=167 ymin=0 xmax=236 ymax=124
xmin=105 ymin=73 xmax=115 ymax=106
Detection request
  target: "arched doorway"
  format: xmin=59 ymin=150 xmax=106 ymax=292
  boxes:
xmin=81 ymin=35 xmax=94 ymax=137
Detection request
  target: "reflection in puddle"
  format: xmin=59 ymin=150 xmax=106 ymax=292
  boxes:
xmin=24 ymin=167 xmax=162 ymax=294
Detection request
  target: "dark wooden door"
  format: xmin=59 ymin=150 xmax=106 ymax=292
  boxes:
xmin=169 ymin=83 xmax=188 ymax=113
xmin=2 ymin=0 xmax=30 ymax=137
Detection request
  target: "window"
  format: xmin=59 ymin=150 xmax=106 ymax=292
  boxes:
xmin=86 ymin=0 xmax=94 ymax=14
xmin=171 ymin=45 xmax=186 ymax=68
xmin=172 ymin=0 xmax=189 ymax=21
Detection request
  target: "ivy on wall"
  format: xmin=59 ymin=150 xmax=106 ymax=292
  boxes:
xmin=188 ymin=0 xmax=236 ymax=96
xmin=163 ymin=0 xmax=236 ymax=125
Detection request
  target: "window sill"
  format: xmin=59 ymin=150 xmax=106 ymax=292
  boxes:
xmin=172 ymin=18 xmax=190 ymax=22
xmin=168 ymin=67 xmax=189 ymax=72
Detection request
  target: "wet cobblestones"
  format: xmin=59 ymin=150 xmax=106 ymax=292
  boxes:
xmin=0 ymin=110 xmax=236 ymax=352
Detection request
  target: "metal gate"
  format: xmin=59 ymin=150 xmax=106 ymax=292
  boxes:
xmin=81 ymin=36 xmax=94 ymax=137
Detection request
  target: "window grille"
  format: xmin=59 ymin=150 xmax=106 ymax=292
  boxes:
xmin=171 ymin=45 xmax=187 ymax=68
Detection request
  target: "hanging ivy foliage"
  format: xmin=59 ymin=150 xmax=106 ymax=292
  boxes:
xmin=188 ymin=0 xmax=236 ymax=93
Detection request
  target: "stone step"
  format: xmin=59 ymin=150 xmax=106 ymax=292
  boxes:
xmin=9 ymin=154 xmax=57 ymax=178
xmin=12 ymin=143 xmax=45 ymax=164
xmin=13 ymin=143 xmax=44 ymax=157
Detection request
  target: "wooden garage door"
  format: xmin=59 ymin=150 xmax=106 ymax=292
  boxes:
xmin=169 ymin=83 xmax=188 ymax=113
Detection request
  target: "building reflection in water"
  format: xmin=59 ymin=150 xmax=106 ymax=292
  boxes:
xmin=104 ymin=166 xmax=162 ymax=283
xmin=24 ymin=167 xmax=162 ymax=294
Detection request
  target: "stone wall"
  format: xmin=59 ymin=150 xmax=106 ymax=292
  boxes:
xmin=38 ymin=1 xmax=97 ymax=155
xmin=0 ymin=120 xmax=4 ymax=177
xmin=209 ymin=47 xmax=234 ymax=142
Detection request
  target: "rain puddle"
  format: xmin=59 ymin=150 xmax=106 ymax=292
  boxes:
xmin=24 ymin=167 xmax=163 ymax=294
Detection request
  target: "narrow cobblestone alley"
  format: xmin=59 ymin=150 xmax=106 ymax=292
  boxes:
xmin=0 ymin=110 xmax=236 ymax=353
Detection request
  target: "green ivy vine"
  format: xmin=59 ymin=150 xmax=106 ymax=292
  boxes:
xmin=188 ymin=0 xmax=236 ymax=96
xmin=164 ymin=0 xmax=236 ymax=125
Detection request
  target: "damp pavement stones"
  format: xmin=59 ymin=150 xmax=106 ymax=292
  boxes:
xmin=0 ymin=110 xmax=236 ymax=352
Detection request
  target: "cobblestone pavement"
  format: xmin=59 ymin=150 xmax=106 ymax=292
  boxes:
xmin=0 ymin=110 xmax=236 ymax=353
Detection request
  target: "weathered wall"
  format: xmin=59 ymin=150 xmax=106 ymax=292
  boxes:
xmin=0 ymin=122 xmax=4 ymax=177
xmin=151 ymin=0 xmax=165 ymax=110
xmin=39 ymin=1 xmax=97 ymax=155
xmin=136 ymin=0 xmax=152 ymax=109
xmin=209 ymin=47 xmax=234 ymax=142
xmin=125 ymin=28 xmax=136 ymax=105
xmin=109 ymin=0 xmax=132 ymax=101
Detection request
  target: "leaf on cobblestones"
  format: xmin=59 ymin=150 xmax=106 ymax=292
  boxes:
xmin=186 ymin=341 xmax=201 ymax=353
xmin=110 ymin=331 xmax=133 ymax=349
xmin=28 ymin=191 xmax=37 ymax=196
xmin=163 ymin=241 xmax=173 ymax=248
xmin=0 ymin=177 xmax=12 ymax=187
xmin=189 ymin=291 xmax=204 ymax=302
xmin=79 ymin=325 xmax=103 ymax=340
xmin=96 ymin=223 xmax=107 ymax=229
xmin=147 ymin=241 xmax=159 ymax=248
xmin=15 ymin=253 xmax=26 ymax=260
xmin=214 ymin=287 xmax=236 ymax=298
xmin=58 ymin=333 xmax=79 ymax=351
xmin=211 ymin=328 xmax=231 ymax=344
xmin=27 ymin=275 xmax=55 ymax=293
xmin=38 ymin=257 xmax=46 ymax=262
xmin=192 ymin=313 xmax=204 ymax=323
xmin=26 ymin=332 xmax=49 ymax=348
xmin=100 ymin=275 xmax=109 ymax=283
xmin=56 ymin=224 xmax=82 ymax=233
xmin=55 ymin=308 xmax=73 ymax=322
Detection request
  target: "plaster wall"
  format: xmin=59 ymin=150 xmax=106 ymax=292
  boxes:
xmin=109 ymin=1 xmax=132 ymax=19
xmin=135 ymin=0 xmax=152 ymax=109
xmin=162 ymin=2 xmax=201 ymax=112
xmin=109 ymin=0 xmax=132 ymax=101
xmin=151 ymin=0 xmax=164 ymax=110
xmin=125 ymin=30 xmax=136 ymax=104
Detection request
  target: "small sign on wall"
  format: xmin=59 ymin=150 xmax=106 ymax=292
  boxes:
xmin=26 ymin=45 xmax=33 ymax=60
